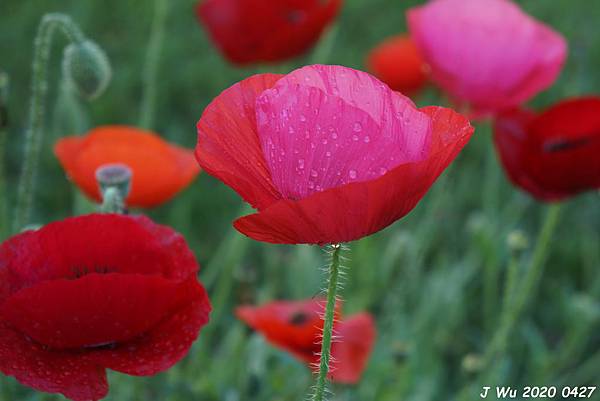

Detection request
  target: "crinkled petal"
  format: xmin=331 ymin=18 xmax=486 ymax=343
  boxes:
xmin=256 ymin=72 xmax=431 ymax=199
xmin=196 ymin=74 xmax=283 ymax=209
xmin=87 ymin=281 xmax=210 ymax=376
xmin=234 ymin=106 xmax=473 ymax=244
xmin=1 ymin=274 xmax=199 ymax=350
xmin=0 ymin=323 xmax=108 ymax=401
xmin=0 ymin=214 xmax=198 ymax=303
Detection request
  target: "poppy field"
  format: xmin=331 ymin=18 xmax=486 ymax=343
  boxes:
xmin=1 ymin=0 xmax=599 ymax=400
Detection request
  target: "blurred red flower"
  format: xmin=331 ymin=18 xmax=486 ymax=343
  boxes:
xmin=196 ymin=65 xmax=473 ymax=244
xmin=196 ymin=0 xmax=342 ymax=64
xmin=366 ymin=34 xmax=428 ymax=96
xmin=236 ymin=299 xmax=375 ymax=383
xmin=494 ymin=97 xmax=600 ymax=201
xmin=54 ymin=126 xmax=200 ymax=208
xmin=0 ymin=214 xmax=211 ymax=401
xmin=408 ymin=0 xmax=567 ymax=115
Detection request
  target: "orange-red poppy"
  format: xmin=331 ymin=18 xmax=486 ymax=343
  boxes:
xmin=55 ymin=126 xmax=200 ymax=208
xmin=366 ymin=34 xmax=428 ymax=96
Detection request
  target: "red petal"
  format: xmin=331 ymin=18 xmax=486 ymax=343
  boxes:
xmin=0 ymin=214 xmax=198 ymax=302
xmin=236 ymin=299 xmax=341 ymax=363
xmin=196 ymin=74 xmax=283 ymax=210
xmin=1 ymin=275 xmax=200 ymax=350
xmin=234 ymin=106 xmax=473 ymax=244
xmin=197 ymin=0 xmax=342 ymax=64
xmin=54 ymin=126 xmax=200 ymax=208
xmin=328 ymin=313 xmax=376 ymax=383
xmin=0 ymin=323 xmax=108 ymax=401
xmin=494 ymin=98 xmax=600 ymax=201
xmin=87 ymin=282 xmax=210 ymax=376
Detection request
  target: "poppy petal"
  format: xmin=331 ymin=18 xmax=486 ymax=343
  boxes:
xmin=407 ymin=0 xmax=567 ymax=113
xmin=256 ymin=65 xmax=431 ymax=200
xmin=0 ymin=214 xmax=198 ymax=301
xmin=196 ymin=73 xmax=283 ymax=209
xmin=1 ymin=275 xmax=200 ymax=350
xmin=0 ymin=323 xmax=108 ymax=401
xmin=234 ymin=105 xmax=473 ymax=244
xmin=88 ymin=282 xmax=211 ymax=376
xmin=329 ymin=313 xmax=376 ymax=383
xmin=54 ymin=126 xmax=200 ymax=208
xmin=366 ymin=34 xmax=428 ymax=95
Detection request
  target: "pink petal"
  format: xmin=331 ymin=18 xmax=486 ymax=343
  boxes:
xmin=256 ymin=65 xmax=431 ymax=199
xmin=408 ymin=0 xmax=566 ymax=112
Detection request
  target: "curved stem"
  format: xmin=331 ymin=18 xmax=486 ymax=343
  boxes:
xmin=484 ymin=203 xmax=561 ymax=363
xmin=13 ymin=13 xmax=84 ymax=232
xmin=139 ymin=0 xmax=168 ymax=129
xmin=313 ymin=244 xmax=342 ymax=401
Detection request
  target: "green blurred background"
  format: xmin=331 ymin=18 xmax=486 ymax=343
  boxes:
xmin=1 ymin=0 xmax=599 ymax=400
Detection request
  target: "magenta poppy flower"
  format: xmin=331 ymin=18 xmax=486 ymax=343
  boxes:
xmin=408 ymin=0 xmax=567 ymax=115
xmin=0 ymin=214 xmax=211 ymax=401
xmin=196 ymin=65 xmax=473 ymax=244
xmin=494 ymin=97 xmax=600 ymax=201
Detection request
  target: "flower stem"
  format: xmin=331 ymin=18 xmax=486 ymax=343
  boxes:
xmin=484 ymin=203 xmax=561 ymax=363
xmin=313 ymin=244 xmax=343 ymax=401
xmin=139 ymin=0 xmax=168 ymax=129
xmin=13 ymin=13 xmax=84 ymax=233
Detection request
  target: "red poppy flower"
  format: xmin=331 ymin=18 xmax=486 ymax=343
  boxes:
xmin=494 ymin=97 xmax=600 ymax=201
xmin=196 ymin=0 xmax=342 ymax=64
xmin=54 ymin=126 xmax=200 ymax=208
xmin=0 ymin=214 xmax=211 ymax=401
xmin=366 ymin=34 xmax=428 ymax=96
xmin=408 ymin=0 xmax=567 ymax=115
xmin=236 ymin=299 xmax=375 ymax=383
xmin=196 ymin=65 xmax=473 ymax=244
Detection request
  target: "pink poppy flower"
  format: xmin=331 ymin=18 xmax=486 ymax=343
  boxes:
xmin=408 ymin=0 xmax=567 ymax=115
xmin=196 ymin=65 xmax=473 ymax=244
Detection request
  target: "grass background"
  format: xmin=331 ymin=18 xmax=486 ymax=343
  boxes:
xmin=1 ymin=0 xmax=599 ymax=400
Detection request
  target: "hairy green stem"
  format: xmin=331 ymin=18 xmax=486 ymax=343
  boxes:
xmin=484 ymin=204 xmax=561 ymax=363
xmin=139 ymin=0 xmax=168 ymax=129
xmin=13 ymin=13 xmax=84 ymax=232
xmin=313 ymin=244 xmax=342 ymax=401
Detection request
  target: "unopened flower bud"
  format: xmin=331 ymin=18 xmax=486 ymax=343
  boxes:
xmin=506 ymin=230 xmax=529 ymax=252
xmin=62 ymin=40 xmax=111 ymax=100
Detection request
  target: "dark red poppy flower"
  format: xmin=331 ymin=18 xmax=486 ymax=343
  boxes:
xmin=236 ymin=299 xmax=375 ymax=383
xmin=196 ymin=0 xmax=342 ymax=64
xmin=366 ymin=34 xmax=429 ymax=96
xmin=493 ymin=97 xmax=600 ymax=201
xmin=196 ymin=65 xmax=474 ymax=244
xmin=408 ymin=0 xmax=567 ymax=115
xmin=0 ymin=214 xmax=211 ymax=401
xmin=54 ymin=126 xmax=200 ymax=208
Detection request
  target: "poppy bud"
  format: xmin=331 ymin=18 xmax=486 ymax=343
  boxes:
xmin=506 ymin=230 xmax=529 ymax=253
xmin=62 ymin=40 xmax=111 ymax=100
